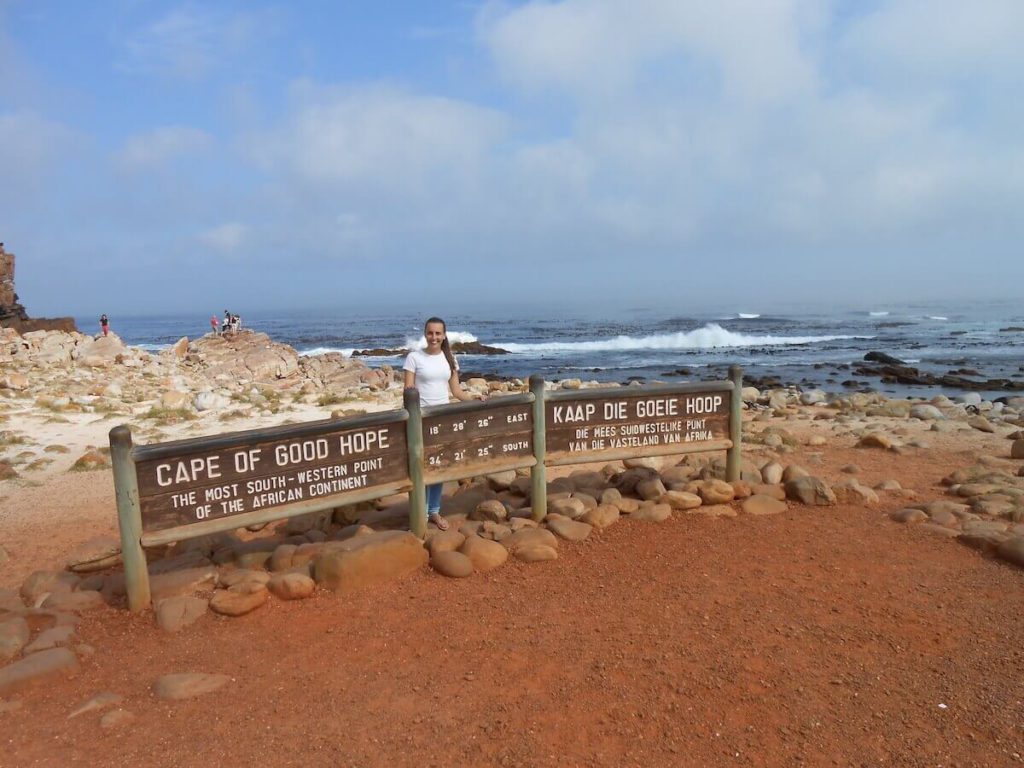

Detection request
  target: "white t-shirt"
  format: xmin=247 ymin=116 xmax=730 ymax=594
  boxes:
xmin=403 ymin=349 xmax=457 ymax=406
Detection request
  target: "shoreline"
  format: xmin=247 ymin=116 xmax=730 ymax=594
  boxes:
xmin=2 ymin=325 xmax=1023 ymax=486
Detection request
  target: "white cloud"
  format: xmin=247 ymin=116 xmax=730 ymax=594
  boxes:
xmin=198 ymin=222 xmax=247 ymax=253
xmin=843 ymin=0 xmax=1024 ymax=74
xmin=0 ymin=111 xmax=76 ymax=206
xmin=252 ymin=83 xmax=506 ymax=188
xmin=115 ymin=125 xmax=213 ymax=172
xmin=121 ymin=4 xmax=270 ymax=79
xmin=480 ymin=0 xmax=819 ymax=104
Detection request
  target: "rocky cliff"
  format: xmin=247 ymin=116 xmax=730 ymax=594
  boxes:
xmin=0 ymin=243 xmax=77 ymax=333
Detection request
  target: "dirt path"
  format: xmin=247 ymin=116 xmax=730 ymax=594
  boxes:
xmin=3 ymin=418 xmax=1023 ymax=766
xmin=5 ymin=503 xmax=1024 ymax=766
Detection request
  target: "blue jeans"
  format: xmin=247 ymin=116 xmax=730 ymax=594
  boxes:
xmin=426 ymin=483 xmax=443 ymax=514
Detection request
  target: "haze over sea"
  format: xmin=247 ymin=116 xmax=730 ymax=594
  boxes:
xmin=85 ymin=299 xmax=1024 ymax=400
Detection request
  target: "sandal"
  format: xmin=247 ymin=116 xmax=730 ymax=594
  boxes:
xmin=430 ymin=513 xmax=450 ymax=532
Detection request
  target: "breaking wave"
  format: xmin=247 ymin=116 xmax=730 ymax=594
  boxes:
xmin=869 ymin=311 xmax=889 ymax=317
xmin=497 ymin=323 xmax=867 ymax=354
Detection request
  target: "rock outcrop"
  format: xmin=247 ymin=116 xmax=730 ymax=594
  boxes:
xmin=0 ymin=243 xmax=77 ymax=333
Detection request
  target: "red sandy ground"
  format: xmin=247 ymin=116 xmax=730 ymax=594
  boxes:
xmin=2 ymin=433 xmax=1024 ymax=767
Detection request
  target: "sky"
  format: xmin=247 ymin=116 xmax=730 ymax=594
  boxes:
xmin=1 ymin=0 xmax=1022 ymax=316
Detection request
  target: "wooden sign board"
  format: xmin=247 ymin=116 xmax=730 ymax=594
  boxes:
xmin=423 ymin=402 xmax=533 ymax=479
xmin=135 ymin=420 xmax=408 ymax=532
xmin=546 ymin=389 xmax=730 ymax=462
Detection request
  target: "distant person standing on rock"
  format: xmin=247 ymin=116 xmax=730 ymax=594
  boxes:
xmin=403 ymin=316 xmax=484 ymax=531
xmin=210 ymin=315 xmax=219 ymax=335
xmin=99 ymin=314 xmax=109 ymax=337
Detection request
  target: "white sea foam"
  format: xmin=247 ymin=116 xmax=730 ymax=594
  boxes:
xmin=926 ymin=316 xmax=948 ymax=321
xmin=137 ymin=343 xmax=170 ymax=352
xmin=869 ymin=311 xmax=889 ymax=317
xmin=301 ymin=346 xmax=355 ymax=357
xmin=403 ymin=330 xmax=479 ymax=350
xmin=737 ymin=313 xmax=760 ymax=319
xmin=497 ymin=323 xmax=867 ymax=354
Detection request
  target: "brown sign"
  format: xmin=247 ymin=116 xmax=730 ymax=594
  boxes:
xmin=423 ymin=403 xmax=533 ymax=477
xmin=546 ymin=390 xmax=730 ymax=459
xmin=135 ymin=420 xmax=408 ymax=532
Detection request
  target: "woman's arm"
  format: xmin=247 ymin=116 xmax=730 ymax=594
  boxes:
xmin=403 ymin=370 xmax=416 ymax=390
xmin=449 ymin=371 xmax=484 ymax=401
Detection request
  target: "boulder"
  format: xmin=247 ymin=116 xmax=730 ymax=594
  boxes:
xmin=631 ymin=503 xmax=672 ymax=522
xmin=742 ymin=495 xmax=788 ymax=516
xmin=635 ymin=478 xmax=668 ymax=501
xmin=546 ymin=516 xmax=593 ymax=542
xmin=426 ymin=530 xmax=466 ymax=556
xmin=694 ymin=480 xmax=735 ymax=505
xmin=21 ymin=570 xmax=79 ymax=604
xmin=689 ymin=504 xmax=737 ymax=518
xmin=209 ymin=583 xmax=268 ymax=616
xmin=458 ymin=536 xmax=508 ymax=572
xmin=267 ymin=573 xmax=316 ymax=600
xmin=548 ymin=497 xmax=587 ymax=520
xmin=40 ymin=590 xmax=104 ymax=613
xmin=784 ymin=477 xmax=837 ymax=506
xmin=313 ymin=531 xmax=427 ymax=594
xmin=1011 ymin=440 xmax=1024 ymax=460
xmin=0 ymin=616 xmax=30 ymax=661
xmin=430 ymin=550 xmax=474 ymax=578
xmin=501 ymin=528 xmax=559 ymax=554
xmin=65 ymin=536 xmax=121 ymax=573
xmin=470 ymin=499 xmax=508 ymax=523
xmin=659 ymin=491 xmax=702 ymax=510
xmin=831 ymin=480 xmax=880 ymax=506
xmin=856 ymin=433 xmax=894 ymax=450
xmin=155 ymin=597 xmax=209 ymax=632
xmin=995 ymin=537 xmax=1024 ymax=568
xmin=149 ymin=566 xmax=217 ymax=601
xmin=22 ymin=625 xmax=76 ymax=654
xmin=580 ymin=504 xmax=620 ymax=529
xmin=0 ymin=648 xmax=79 ymax=694
xmin=890 ymin=508 xmax=928 ymax=524
xmin=514 ymin=545 xmax=558 ymax=563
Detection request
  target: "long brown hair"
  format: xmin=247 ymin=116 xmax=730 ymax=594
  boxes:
xmin=425 ymin=316 xmax=457 ymax=374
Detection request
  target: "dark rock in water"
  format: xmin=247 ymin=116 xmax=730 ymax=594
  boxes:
xmin=949 ymin=331 xmax=967 ymax=336
xmin=949 ymin=368 xmax=981 ymax=377
xmin=451 ymin=341 xmax=509 ymax=355
xmin=1000 ymin=326 xmax=1024 ymax=332
xmin=864 ymin=351 xmax=906 ymax=365
xmin=352 ymin=347 xmax=405 ymax=357
xmin=661 ymin=368 xmax=692 ymax=377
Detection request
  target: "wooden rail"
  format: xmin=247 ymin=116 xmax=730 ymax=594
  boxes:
xmin=111 ymin=367 xmax=743 ymax=611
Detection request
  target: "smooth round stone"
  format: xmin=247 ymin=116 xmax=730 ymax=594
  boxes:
xmin=431 ymin=550 xmax=474 ymax=578
xmin=267 ymin=572 xmax=315 ymax=600
xmin=659 ymin=491 xmax=701 ymax=510
xmin=459 ymin=536 xmax=508 ymax=572
xmin=514 ymin=545 xmax=558 ymax=563
xmin=632 ymin=503 xmax=672 ymax=522
xmin=209 ymin=583 xmax=268 ymax=616
xmin=890 ymin=508 xmax=927 ymax=524
xmin=546 ymin=517 xmax=592 ymax=541
xmin=426 ymin=530 xmax=466 ymax=556
xmin=742 ymin=495 xmax=787 ymax=516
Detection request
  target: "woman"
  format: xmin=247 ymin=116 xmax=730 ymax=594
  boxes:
xmin=99 ymin=314 xmax=109 ymax=337
xmin=403 ymin=317 xmax=483 ymax=531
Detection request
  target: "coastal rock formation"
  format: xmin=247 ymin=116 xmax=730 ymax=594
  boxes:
xmin=0 ymin=243 xmax=77 ymax=333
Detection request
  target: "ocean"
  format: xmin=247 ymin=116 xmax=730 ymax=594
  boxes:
xmin=80 ymin=301 xmax=1024 ymax=400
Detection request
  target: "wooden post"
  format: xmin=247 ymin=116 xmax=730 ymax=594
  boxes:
xmin=109 ymin=425 xmax=151 ymax=612
xmin=404 ymin=388 xmax=427 ymax=538
xmin=529 ymin=375 xmax=547 ymax=522
xmin=726 ymin=365 xmax=743 ymax=482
